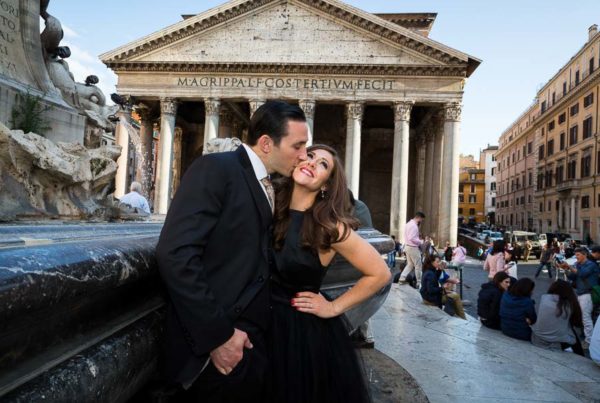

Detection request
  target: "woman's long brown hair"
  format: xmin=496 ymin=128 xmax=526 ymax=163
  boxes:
xmin=273 ymin=144 xmax=358 ymax=251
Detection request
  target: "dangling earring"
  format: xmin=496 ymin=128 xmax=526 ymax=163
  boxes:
xmin=320 ymin=189 xmax=326 ymax=199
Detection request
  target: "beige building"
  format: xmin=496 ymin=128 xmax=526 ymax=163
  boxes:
xmin=101 ymin=0 xmax=480 ymax=245
xmin=497 ymin=25 xmax=600 ymax=241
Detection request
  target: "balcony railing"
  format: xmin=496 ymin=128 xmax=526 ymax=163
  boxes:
xmin=557 ymin=179 xmax=578 ymax=192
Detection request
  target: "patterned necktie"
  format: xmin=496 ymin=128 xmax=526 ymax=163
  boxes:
xmin=260 ymin=176 xmax=275 ymax=214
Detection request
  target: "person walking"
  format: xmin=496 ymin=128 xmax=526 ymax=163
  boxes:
xmin=523 ymin=240 xmax=532 ymax=261
xmin=558 ymin=247 xmax=600 ymax=349
xmin=535 ymin=243 xmax=554 ymax=278
xmin=155 ymin=101 xmax=309 ymax=401
xmin=452 ymin=240 xmax=467 ymax=265
xmin=398 ymin=212 xmax=426 ymax=287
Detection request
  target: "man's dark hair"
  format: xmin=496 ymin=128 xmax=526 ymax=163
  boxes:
xmin=247 ymin=101 xmax=306 ymax=146
xmin=509 ymin=278 xmax=535 ymax=298
xmin=574 ymin=247 xmax=588 ymax=256
xmin=415 ymin=212 xmax=426 ymax=218
xmin=591 ymin=245 xmax=600 ymax=254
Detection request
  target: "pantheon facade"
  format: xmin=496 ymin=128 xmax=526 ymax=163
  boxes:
xmin=102 ymin=0 xmax=480 ymax=245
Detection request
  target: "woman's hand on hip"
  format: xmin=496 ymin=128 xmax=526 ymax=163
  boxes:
xmin=291 ymin=292 xmax=339 ymax=318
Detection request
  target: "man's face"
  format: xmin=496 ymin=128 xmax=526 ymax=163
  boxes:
xmin=268 ymin=120 xmax=308 ymax=176
xmin=593 ymin=251 xmax=600 ymax=260
xmin=575 ymin=251 xmax=586 ymax=264
xmin=415 ymin=216 xmax=423 ymax=224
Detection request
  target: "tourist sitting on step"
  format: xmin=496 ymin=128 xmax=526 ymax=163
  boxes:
xmin=531 ymin=280 xmax=584 ymax=356
xmin=500 ymin=278 xmax=537 ymax=341
xmin=420 ymin=255 xmax=466 ymax=319
xmin=477 ymin=272 xmax=511 ymax=330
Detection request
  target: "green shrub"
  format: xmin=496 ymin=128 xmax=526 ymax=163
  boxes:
xmin=10 ymin=91 xmax=52 ymax=135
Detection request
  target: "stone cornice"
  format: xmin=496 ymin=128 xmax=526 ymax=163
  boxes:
xmin=100 ymin=0 xmax=479 ymax=76
xmin=106 ymin=61 xmax=467 ymax=77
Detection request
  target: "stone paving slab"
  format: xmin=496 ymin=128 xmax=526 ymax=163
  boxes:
xmin=372 ymin=284 xmax=600 ymax=403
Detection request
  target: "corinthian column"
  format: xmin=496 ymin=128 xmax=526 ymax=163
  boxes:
xmin=415 ymin=134 xmax=427 ymax=214
xmin=135 ymin=107 xmax=155 ymax=198
xmin=390 ymin=101 xmax=414 ymax=241
xmin=345 ymin=102 xmax=364 ymax=197
xmin=171 ymin=127 xmax=183 ymax=197
xmin=432 ymin=113 xmax=444 ymax=243
xmin=114 ymin=105 xmax=132 ymax=199
xmin=439 ymin=103 xmax=462 ymax=246
xmin=299 ymin=99 xmax=316 ymax=146
xmin=249 ymin=99 xmax=266 ymax=117
xmin=156 ymin=98 xmax=178 ymax=214
xmin=423 ymin=128 xmax=436 ymax=236
xmin=203 ymin=98 xmax=220 ymax=150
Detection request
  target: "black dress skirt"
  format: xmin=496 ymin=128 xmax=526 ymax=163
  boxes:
xmin=268 ymin=210 xmax=371 ymax=403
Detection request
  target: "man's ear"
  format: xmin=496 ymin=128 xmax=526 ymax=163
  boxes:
xmin=257 ymin=135 xmax=272 ymax=154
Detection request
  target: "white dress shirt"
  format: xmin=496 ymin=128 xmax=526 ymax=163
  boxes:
xmin=242 ymin=144 xmax=271 ymax=208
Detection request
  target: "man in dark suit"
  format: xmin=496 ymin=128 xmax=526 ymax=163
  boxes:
xmin=155 ymin=101 xmax=308 ymax=402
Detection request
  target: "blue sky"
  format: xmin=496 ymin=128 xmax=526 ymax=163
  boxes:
xmin=50 ymin=0 xmax=600 ymax=157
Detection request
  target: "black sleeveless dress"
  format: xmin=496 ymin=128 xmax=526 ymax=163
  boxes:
xmin=268 ymin=210 xmax=371 ymax=403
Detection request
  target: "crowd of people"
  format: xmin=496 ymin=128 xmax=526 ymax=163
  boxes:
xmin=477 ymin=239 xmax=600 ymax=364
xmin=395 ymin=223 xmax=600 ymax=365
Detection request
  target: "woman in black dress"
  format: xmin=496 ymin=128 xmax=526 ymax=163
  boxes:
xmin=270 ymin=144 xmax=391 ymax=403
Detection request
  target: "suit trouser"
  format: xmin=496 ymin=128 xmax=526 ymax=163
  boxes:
xmin=400 ymin=245 xmax=423 ymax=284
xmin=578 ymin=293 xmax=594 ymax=344
xmin=186 ymin=321 xmax=268 ymax=403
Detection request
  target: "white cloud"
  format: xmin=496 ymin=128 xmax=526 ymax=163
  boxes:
xmin=61 ymin=23 xmax=79 ymax=39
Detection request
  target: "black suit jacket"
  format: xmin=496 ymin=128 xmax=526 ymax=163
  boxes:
xmin=155 ymin=146 xmax=272 ymax=387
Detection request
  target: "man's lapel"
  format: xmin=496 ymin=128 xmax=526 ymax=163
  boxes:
xmin=236 ymin=147 xmax=272 ymax=229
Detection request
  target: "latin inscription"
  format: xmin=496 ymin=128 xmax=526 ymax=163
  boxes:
xmin=177 ymin=76 xmax=394 ymax=91
xmin=0 ymin=0 xmax=19 ymax=77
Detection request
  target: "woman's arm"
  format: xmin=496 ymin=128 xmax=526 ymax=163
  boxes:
xmin=292 ymin=228 xmax=391 ymax=318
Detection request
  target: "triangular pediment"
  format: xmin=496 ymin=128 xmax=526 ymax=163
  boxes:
xmin=101 ymin=0 xmax=480 ymax=76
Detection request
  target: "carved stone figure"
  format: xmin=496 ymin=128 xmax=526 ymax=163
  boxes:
xmin=0 ymin=122 xmax=121 ymax=220
xmin=203 ymin=137 xmax=242 ymax=155
xmin=40 ymin=0 xmax=118 ymax=139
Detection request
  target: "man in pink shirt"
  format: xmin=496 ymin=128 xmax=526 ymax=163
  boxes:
xmin=399 ymin=212 xmax=426 ymax=286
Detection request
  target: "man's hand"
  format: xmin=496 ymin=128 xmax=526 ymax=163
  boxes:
xmin=210 ymin=328 xmax=253 ymax=375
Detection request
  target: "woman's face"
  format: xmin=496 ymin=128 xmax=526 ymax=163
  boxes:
xmin=292 ymin=148 xmax=335 ymax=192
xmin=433 ymin=258 xmax=441 ymax=269
xmin=500 ymin=278 xmax=511 ymax=291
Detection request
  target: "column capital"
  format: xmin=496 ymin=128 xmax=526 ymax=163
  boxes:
xmin=299 ymin=99 xmax=316 ymax=119
xmin=392 ymin=100 xmax=414 ymax=121
xmin=444 ymin=102 xmax=462 ymax=122
xmin=204 ymin=98 xmax=221 ymax=117
xmin=249 ymin=99 xmax=266 ymax=116
xmin=160 ymin=98 xmax=178 ymax=116
xmin=135 ymin=106 xmax=154 ymax=123
xmin=346 ymin=102 xmax=364 ymax=120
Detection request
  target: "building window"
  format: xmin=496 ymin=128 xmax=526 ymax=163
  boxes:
xmin=556 ymin=165 xmax=564 ymax=183
xmin=491 ymin=167 xmax=495 ymax=176
xmin=563 ymin=81 xmax=567 ymax=95
xmin=491 ymin=197 xmax=496 ymax=206
xmin=560 ymin=132 xmax=565 ymax=150
xmin=547 ymin=139 xmax=554 ymax=156
xmin=470 ymin=184 xmax=476 ymax=193
xmin=459 ymin=194 xmax=464 ymax=203
xmin=558 ymin=113 xmax=566 ymax=124
xmin=527 ymin=142 xmax=532 ymax=154
xmin=516 ymin=198 xmax=519 ymax=206
xmin=584 ymin=92 xmax=594 ymax=108
xmin=548 ymin=201 xmax=551 ymax=211
xmin=583 ymin=117 xmax=593 ymax=139
xmin=570 ymin=103 xmax=579 ymax=116
xmin=469 ymin=195 xmax=476 ymax=203
xmin=567 ymin=160 xmax=577 ymax=179
xmin=528 ymin=172 xmax=533 ymax=186
xmin=541 ymin=100 xmax=547 ymax=113
xmin=459 ymin=183 xmax=464 ymax=193
xmin=575 ymin=70 xmax=580 ymax=85
xmin=538 ymin=144 xmax=545 ymax=159
xmin=591 ymin=57 xmax=595 ymax=72
xmin=570 ymin=125 xmax=578 ymax=145
xmin=458 ymin=208 xmax=463 ymax=214
xmin=548 ymin=120 xmax=555 ymax=131
xmin=469 ymin=208 xmax=475 ymax=216
xmin=581 ymin=154 xmax=591 ymax=177
xmin=539 ymin=202 xmax=544 ymax=212
xmin=491 ymin=182 xmax=496 ymax=191
xmin=528 ymin=195 xmax=532 ymax=203
xmin=582 ymin=195 xmax=590 ymax=209
xmin=521 ymin=196 xmax=525 ymax=205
